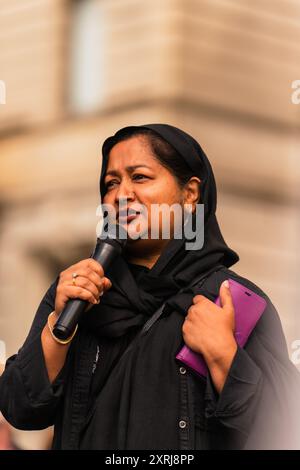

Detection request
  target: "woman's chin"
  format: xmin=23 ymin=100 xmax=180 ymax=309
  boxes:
xmin=119 ymin=219 xmax=148 ymax=241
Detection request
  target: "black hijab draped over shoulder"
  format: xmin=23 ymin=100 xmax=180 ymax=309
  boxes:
xmin=83 ymin=124 xmax=239 ymax=338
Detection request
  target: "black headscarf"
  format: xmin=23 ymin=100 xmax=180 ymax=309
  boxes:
xmin=83 ymin=124 xmax=239 ymax=338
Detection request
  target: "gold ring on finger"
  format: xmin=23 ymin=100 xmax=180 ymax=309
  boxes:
xmin=72 ymin=272 xmax=78 ymax=286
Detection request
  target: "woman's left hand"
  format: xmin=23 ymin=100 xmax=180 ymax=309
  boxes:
xmin=182 ymin=280 xmax=238 ymax=392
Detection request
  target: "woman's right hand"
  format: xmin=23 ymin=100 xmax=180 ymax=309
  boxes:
xmin=54 ymin=259 xmax=112 ymax=317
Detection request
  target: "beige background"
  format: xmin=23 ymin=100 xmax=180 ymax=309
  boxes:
xmin=0 ymin=0 xmax=300 ymax=449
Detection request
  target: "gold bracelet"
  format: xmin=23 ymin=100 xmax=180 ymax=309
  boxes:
xmin=47 ymin=311 xmax=78 ymax=345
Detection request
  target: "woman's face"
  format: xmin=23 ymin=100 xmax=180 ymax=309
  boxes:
xmin=102 ymin=136 xmax=185 ymax=250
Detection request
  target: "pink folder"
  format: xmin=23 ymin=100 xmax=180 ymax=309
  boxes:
xmin=176 ymin=278 xmax=267 ymax=377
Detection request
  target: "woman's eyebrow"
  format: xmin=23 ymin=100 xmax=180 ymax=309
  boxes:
xmin=105 ymin=165 xmax=152 ymax=177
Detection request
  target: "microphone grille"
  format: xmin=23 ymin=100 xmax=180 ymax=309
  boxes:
xmin=98 ymin=223 xmax=128 ymax=248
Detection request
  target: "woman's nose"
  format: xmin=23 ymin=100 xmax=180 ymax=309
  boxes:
xmin=115 ymin=180 xmax=135 ymax=204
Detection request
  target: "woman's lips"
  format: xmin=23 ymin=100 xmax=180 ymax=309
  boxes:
xmin=117 ymin=211 xmax=140 ymax=224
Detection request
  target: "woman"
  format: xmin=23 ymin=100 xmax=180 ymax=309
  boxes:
xmin=0 ymin=124 xmax=299 ymax=450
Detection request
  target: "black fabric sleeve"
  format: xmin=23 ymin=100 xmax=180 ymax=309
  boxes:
xmin=0 ymin=279 xmax=69 ymax=430
xmin=204 ymin=300 xmax=300 ymax=449
xmin=204 ymin=346 xmax=263 ymax=434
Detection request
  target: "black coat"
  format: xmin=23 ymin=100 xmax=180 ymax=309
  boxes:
xmin=1 ymin=123 xmax=300 ymax=450
xmin=1 ymin=266 xmax=299 ymax=450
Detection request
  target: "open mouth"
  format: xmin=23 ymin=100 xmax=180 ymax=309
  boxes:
xmin=117 ymin=209 xmax=141 ymax=223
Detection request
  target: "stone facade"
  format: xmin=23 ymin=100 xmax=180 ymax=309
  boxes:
xmin=0 ymin=0 xmax=299 ymax=448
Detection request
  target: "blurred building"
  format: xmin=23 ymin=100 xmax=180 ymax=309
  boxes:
xmin=0 ymin=0 xmax=300 ymax=448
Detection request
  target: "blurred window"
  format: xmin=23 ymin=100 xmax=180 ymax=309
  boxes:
xmin=69 ymin=0 xmax=105 ymax=114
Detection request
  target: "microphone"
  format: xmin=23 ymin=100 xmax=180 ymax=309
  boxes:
xmin=53 ymin=226 xmax=127 ymax=340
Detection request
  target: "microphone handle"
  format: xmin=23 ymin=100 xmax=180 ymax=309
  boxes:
xmin=52 ymin=241 xmax=120 ymax=340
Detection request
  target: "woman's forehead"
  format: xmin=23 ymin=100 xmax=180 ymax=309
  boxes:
xmin=105 ymin=138 xmax=158 ymax=172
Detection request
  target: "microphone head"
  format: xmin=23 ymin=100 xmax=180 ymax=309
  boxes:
xmin=98 ymin=223 xmax=128 ymax=249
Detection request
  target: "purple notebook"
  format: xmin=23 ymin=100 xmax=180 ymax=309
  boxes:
xmin=176 ymin=278 xmax=267 ymax=377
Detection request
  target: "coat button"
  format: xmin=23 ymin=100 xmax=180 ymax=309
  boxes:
xmin=179 ymin=420 xmax=187 ymax=429
xmin=179 ymin=366 xmax=186 ymax=375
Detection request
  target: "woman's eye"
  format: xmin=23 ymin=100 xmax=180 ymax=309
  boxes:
xmin=105 ymin=180 xmax=119 ymax=189
xmin=105 ymin=174 xmax=148 ymax=189
xmin=132 ymin=174 xmax=148 ymax=181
